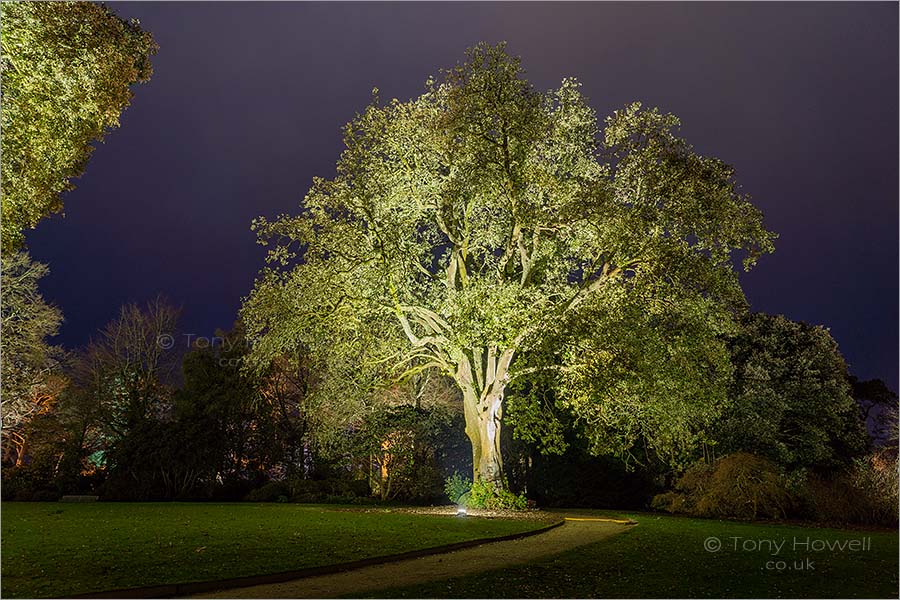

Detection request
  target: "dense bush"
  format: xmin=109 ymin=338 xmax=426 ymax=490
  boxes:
xmin=245 ymin=481 xmax=291 ymax=502
xmin=467 ymin=480 xmax=527 ymax=510
xmin=243 ymin=478 xmax=373 ymax=504
xmin=653 ymin=453 xmax=792 ymax=520
xmin=443 ymin=473 xmax=527 ymax=510
xmin=1 ymin=465 xmax=56 ymax=501
xmin=288 ymin=478 xmax=371 ymax=503
xmin=850 ymin=450 xmax=899 ymax=524
xmin=715 ymin=314 xmax=869 ymax=472
xmin=654 ymin=450 xmax=899 ymax=527
xmin=444 ymin=472 xmax=471 ymax=504
xmin=101 ymin=418 xmax=215 ymax=500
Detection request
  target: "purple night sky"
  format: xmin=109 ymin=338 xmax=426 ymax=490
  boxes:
xmin=24 ymin=2 xmax=899 ymax=389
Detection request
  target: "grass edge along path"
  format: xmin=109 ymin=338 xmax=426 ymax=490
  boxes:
xmin=78 ymin=517 xmax=565 ymax=599
xmin=370 ymin=510 xmax=900 ymax=599
xmin=195 ymin=517 xmax=630 ymax=599
xmin=0 ymin=502 xmax=552 ymax=599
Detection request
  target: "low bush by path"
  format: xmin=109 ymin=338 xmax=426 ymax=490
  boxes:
xmin=375 ymin=510 xmax=899 ymax=598
xmin=0 ymin=502 xmax=548 ymax=598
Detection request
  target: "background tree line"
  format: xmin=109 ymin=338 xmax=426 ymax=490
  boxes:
xmin=3 ymin=293 xmax=896 ymax=526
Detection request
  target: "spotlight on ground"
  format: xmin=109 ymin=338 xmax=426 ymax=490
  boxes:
xmin=457 ymin=505 xmax=467 ymax=517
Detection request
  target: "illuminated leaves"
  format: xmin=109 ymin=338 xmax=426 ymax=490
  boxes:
xmin=0 ymin=2 xmax=157 ymax=253
xmin=241 ymin=43 xmax=776 ymax=467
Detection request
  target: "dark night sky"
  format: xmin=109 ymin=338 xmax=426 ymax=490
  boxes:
xmin=25 ymin=2 xmax=899 ymax=389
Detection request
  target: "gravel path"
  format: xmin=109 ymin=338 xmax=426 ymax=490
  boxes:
xmin=191 ymin=518 xmax=631 ymax=599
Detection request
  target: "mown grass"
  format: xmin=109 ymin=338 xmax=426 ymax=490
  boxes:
xmin=0 ymin=502 xmax=546 ymax=598
xmin=372 ymin=509 xmax=899 ymax=598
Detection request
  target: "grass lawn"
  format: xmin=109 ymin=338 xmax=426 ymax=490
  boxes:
xmin=373 ymin=510 xmax=899 ymax=599
xmin=0 ymin=502 xmax=548 ymax=598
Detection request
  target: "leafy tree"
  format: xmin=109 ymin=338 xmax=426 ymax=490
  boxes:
xmin=174 ymin=326 xmax=290 ymax=486
xmin=714 ymin=313 xmax=868 ymax=471
xmin=102 ymin=417 xmax=212 ymax=500
xmin=0 ymin=1 xmax=156 ymax=253
xmin=352 ymin=404 xmax=457 ymax=502
xmin=0 ymin=252 xmax=63 ymax=439
xmin=242 ymin=43 xmax=774 ymax=487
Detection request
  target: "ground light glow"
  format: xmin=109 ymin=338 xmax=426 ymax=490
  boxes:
xmin=457 ymin=505 xmax=467 ymax=517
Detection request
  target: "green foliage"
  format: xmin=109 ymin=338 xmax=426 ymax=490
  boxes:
xmin=285 ymin=477 xmax=372 ymax=504
xmin=350 ymin=403 xmax=463 ymax=502
xmin=466 ymin=480 xmax=528 ymax=510
xmin=241 ymin=42 xmax=775 ymax=482
xmin=547 ymin=282 xmax=735 ymax=468
xmin=443 ymin=471 xmax=525 ymax=509
xmin=444 ymin=471 xmax=471 ymax=504
xmin=505 ymin=377 xmax=570 ymax=456
xmin=0 ymin=1 xmax=157 ymax=252
xmin=715 ymin=313 xmax=869 ymax=471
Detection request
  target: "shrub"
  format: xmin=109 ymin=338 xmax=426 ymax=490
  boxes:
xmin=244 ymin=481 xmax=290 ymax=502
xmin=285 ymin=478 xmax=372 ymax=504
xmin=850 ymin=449 xmax=898 ymax=525
xmin=31 ymin=489 xmax=62 ymax=502
xmin=652 ymin=453 xmax=791 ymax=520
xmin=466 ymin=480 xmax=528 ymax=510
xmin=697 ymin=453 xmax=792 ymax=519
xmin=444 ymin=472 xmax=471 ymax=504
xmin=800 ymin=450 xmax=898 ymax=527
xmin=351 ymin=405 xmax=463 ymax=503
xmin=650 ymin=491 xmax=684 ymax=513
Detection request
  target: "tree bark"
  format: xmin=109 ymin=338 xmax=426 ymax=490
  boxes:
xmin=455 ymin=347 xmax=514 ymax=489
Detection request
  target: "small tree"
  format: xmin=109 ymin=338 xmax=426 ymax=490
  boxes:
xmin=354 ymin=404 xmax=455 ymax=502
xmin=242 ymin=43 xmax=774 ymax=487
xmin=0 ymin=252 xmax=63 ymax=444
xmin=76 ymin=296 xmax=181 ymax=443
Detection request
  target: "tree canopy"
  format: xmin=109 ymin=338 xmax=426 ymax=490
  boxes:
xmin=0 ymin=1 xmax=156 ymax=253
xmin=242 ymin=43 xmax=775 ymax=486
xmin=715 ymin=313 xmax=868 ymax=471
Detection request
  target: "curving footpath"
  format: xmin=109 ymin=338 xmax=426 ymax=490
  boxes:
xmin=191 ymin=517 xmax=632 ymax=599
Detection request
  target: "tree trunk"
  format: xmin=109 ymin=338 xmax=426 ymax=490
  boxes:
xmin=455 ymin=347 xmax=515 ymax=489
xmin=462 ymin=388 xmax=505 ymax=487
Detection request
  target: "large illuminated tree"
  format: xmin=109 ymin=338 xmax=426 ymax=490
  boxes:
xmin=242 ymin=44 xmax=775 ymax=487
